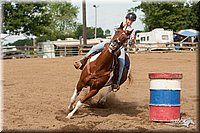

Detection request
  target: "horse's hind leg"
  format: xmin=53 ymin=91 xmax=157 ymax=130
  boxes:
xmin=98 ymin=86 xmax=112 ymax=105
xmin=68 ymin=81 xmax=85 ymax=111
xmin=66 ymin=88 xmax=99 ymax=119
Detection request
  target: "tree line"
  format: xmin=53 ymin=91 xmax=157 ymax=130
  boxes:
xmin=130 ymin=1 xmax=199 ymax=32
xmin=3 ymin=1 xmax=199 ymax=46
xmin=3 ymin=2 xmax=111 ymax=46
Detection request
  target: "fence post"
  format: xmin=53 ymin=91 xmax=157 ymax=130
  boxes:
xmin=64 ymin=46 xmax=66 ymax=56
xmin=79 ymin=36 xmax=83 ymax=55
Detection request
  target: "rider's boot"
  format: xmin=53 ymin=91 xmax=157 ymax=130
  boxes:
xmin=112 ymin=79 xmax=120 ymax=92
xmin=112 ymin=63 xmax=120 ymax=92
xmin=74 ymin=57 xmax=88 ymax=70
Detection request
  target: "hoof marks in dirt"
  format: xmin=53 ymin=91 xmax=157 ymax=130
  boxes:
xmin=61 ymin=124 xmax=83 ymax=131
xmin=55 ymin=109 xmax=89 ymax=121
xmin=135 ymin=126 xmax=148 ymax=132
xmin=55 ymin=110 xmax=70 ymax=122
xmin=89 ymin=103 xmax=107 ymax=109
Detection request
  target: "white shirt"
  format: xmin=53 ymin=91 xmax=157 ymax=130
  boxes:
xmin=112 ymin=21 xmax=135 ymax=41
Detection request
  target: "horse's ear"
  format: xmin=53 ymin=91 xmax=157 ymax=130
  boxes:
xmin=119 ymin=22 xmax=124 ymax=29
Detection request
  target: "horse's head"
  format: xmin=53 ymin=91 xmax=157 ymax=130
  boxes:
xmin=109 ymin=22 xmax=133 ymax=52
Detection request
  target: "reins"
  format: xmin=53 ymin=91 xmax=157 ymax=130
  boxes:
xmin=87 ymin=30 xmax=127 ymax=80
xmin=109 ymin=30 xmax=127 ymax=53
xmin=86 ymin=46 xmax=114 ymax=80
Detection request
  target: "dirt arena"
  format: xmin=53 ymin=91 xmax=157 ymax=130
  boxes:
xmin=3 ymin=52 xmax=198 ymax=132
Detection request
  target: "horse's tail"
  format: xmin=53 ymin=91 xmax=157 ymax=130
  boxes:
xmin=127 ymin=70 xmax=133 ymax=84
xmin=126 ymin=53 xmax=133 ymax=85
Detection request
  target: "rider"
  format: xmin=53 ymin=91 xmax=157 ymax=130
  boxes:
xmin=74 ymin=12 xmax=137 ymax=90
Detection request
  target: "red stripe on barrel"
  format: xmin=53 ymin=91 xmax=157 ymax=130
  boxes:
xmin=149 ymin=72 xmax=183 ymax=79
xmin=149 ymin=106 xmax=180 ymax=122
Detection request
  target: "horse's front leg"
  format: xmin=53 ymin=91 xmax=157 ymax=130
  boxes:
xmin=68 ymin=86 xmax=79 ymax=111
xmin=66 ymin=100 xmax=83 ymax=119
xmin=68 ymin=81 xmax=85 ymax=111
xmin=66 ymin=89 xmax=99 ymax=119
xmin=98 ymin=86 xmax=112 ymax=105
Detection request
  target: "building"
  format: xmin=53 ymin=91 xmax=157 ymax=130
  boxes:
xmin=2 ymin=45 xmax=17 ymax=53
xmin=136 ymin=28 xmax=174 ymax=44
xmin=1 ymin=45 xmax=29 ymax=59
xmin=37 ymin=38 xmax=104 ymax=58
xmin=37 ymin=40 xmax=56 ymax=58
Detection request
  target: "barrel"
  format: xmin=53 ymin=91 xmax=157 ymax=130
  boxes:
xmin=148 ymin=72 xmax=183 ymax=122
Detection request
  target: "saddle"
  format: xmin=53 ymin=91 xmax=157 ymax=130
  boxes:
xmin=75 ymin=44 xmax=130 ymax=85
xmin=86 ymin=47 xmax=130 ymax=86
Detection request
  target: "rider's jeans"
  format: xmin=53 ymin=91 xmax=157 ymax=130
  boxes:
xmin=84 ymin=42 xmax=107 ymax=57
xmin=118 ymin=47 xmax=125 ymax=84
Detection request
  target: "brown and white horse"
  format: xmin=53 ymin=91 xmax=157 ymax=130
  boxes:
xmin=67 ymin=22 xmax=132 ymax=119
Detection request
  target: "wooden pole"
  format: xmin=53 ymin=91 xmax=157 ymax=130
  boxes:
xmin=82 ymin=0 xmax=87 ymax=45
xmin=79 ymin=36 xmax=83 ymax=55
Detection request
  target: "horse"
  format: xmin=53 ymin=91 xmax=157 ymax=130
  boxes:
xmin=66 ymin=22 xmax=133 ymax=119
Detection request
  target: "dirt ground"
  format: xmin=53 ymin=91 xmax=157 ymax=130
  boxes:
xmin=3 ymin=52 xmax=198 ymax=132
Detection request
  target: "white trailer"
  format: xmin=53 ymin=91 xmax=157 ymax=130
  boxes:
xmin=136 ymin=28 xmax=173 ymax=44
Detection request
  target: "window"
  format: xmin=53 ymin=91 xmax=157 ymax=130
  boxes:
xmin=147 ymin=36 xmax=149 ymax=41
xmin=141 ymin=37 xmax=145 ymax=41
xmin=162 ymin=35 xmax=169 ymax=40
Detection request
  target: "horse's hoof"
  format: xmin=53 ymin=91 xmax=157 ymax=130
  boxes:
xmin=68 ymin=106 xmax=72 ymax=111
xmin=68 ymin=108 xmax=73 ymax=112
xmin=66 ymin=114 xmax=73 ymax=119
xmin=98 ymin=99 xmax=106 ymax=105
xmin=68 ymin=104 xmax=75 ymax=111
xmin=98 ymin=101 xmax=105 ymax=105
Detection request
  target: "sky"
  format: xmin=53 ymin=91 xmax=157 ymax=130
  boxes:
xmin=71 ymin=0 xmax=145 ymax=32
xmin=1 ymin=0 xmax=145 ymax=44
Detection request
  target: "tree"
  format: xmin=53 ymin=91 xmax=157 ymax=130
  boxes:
xmin=47 ymin=3 xmax=79 ymax=37
xmin=130 ymin=1 xmax=199 ymax=32
xmin=3 ymin=2 xmax=79 ymax=42
xmin=96 ymin=27 xmax=105 ymax=38
xmin=3 ymin=3 xmax=52 ymax=36
xmin=75 ymin=24 xmax=105 ymax=39
xmin=191 ymin=2 xmax=200 ymax=31
xmin=105 ymin=29 xmax=111 ymax=36
xmin=9 ymin=39 xmax=32 ymax=46
xmin=75 ymin=25 xmax=94 ymax=39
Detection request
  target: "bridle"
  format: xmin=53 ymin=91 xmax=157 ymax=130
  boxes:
xmin=109 ymin=30 xmax=128 ymax=52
